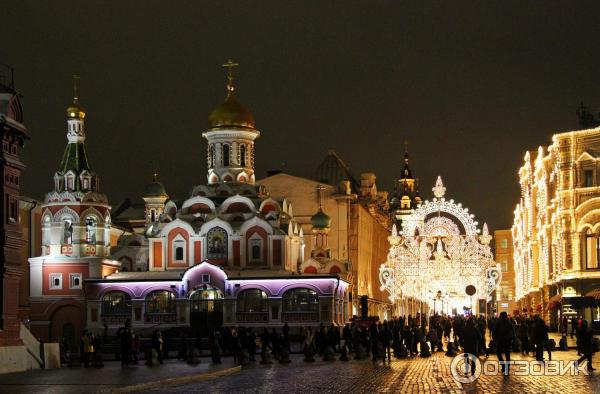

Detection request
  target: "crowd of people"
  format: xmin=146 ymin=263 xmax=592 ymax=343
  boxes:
xmin=63 ymin=313 xmax=596 ymax=374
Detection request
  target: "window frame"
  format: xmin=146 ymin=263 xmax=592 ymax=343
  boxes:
xmin=69 ymin=273 xmax=82 ymax=289
xmin=101 ymin=291 xmax=132 ymax=316
xmin=248 ymin=234 xmax=263 ymax=263
xmin=236 ymin=289 xmax=268 ymax=313
xmin=145 ymin=290 xmax=176 ymax=314
xmin=282 ymin=288 xmax=320 ymax=313
xmin=222 ymin=144 xmax=230 ymax=167
xmin=49 ymin=273 xmax=63 ymax=290
xmin=584 ymin=169 xmax=594 ymax=187
xmin=172 ymin=234 xmax=186 ymax=263
xmin=585 ymin=229 xmax=599 ymax=269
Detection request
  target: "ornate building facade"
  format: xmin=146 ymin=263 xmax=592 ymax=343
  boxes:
xmin=28 ymin=65 xmax=349 ymax=342
xmin=493 ymin=229 xmax=518 ymax=315
xmin=0 ymin=66 xmax=31 ymax=372
xmin=512 ymin=126 xmax=600 ymax=327
xmin=28 ymin=81 xmax=119 ymax=344
xmin=259 ymin=159 xmax=394 ymax=321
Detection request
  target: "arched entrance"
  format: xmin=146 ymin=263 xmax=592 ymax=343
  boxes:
xmin=50 ymin=304 xmax=83 ymax=349
xmin=189 ymin=287 xmax=223 ymax=335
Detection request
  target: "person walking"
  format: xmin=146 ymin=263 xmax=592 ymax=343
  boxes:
xmin=152 ymin=330 xmax=164 ymax=364
xmin=493 ymin=312 xmax=515 ymax=374
xmin=461 ymin=319 xmax=482 ymax=376
xmin=570 ymin=315 xmax=578 ymax=339
xmin=117 ymin=322 xmax=132 ymax=368
xmin=576 ymin=320 xmax=596 ymax=372
xmin=443 ymin=318 xmax=452 ymax=341
xmin=369 ymin=322 xmax=380 ymax=361
xmin=230 ymin=328 xmax=240 ymax=365
xmin=381 ymin=321 xmax=392 ymax=362
xmin=533 ymin=316 xmax=549 ymax=361
xmin=402 ymin=324 xmax=413 ymax=357
xmin=81 ymin=330 xmax=94 ymax=368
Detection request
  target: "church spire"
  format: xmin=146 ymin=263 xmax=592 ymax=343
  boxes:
xmin=66 ymin=75 xmax=86 ymax=143
xmin=401 ymin=141 xmax=413 ymax=181
xmin=54 ymin=76 xmax=96 ymax=193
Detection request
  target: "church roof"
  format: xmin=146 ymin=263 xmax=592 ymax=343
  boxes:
xmin=58 ymin=142 xmax=91 ymax=175
xmin=314 ymin=150 xmax=360 ymax=192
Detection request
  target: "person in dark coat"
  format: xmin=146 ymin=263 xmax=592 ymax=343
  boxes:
xmin=400 ymin=324 xmax=411 ymax=357
xmin=247 ymin=329 xmax=257 ymax=361
xmin=462 ymin=319 xmax=482 ymax=375
xmin=152 ymin=330 xmax=164 ymax=364
xmin=369 ymin=322 xmax=380 ymax=361
xmin=443 ymin=319 xmax=452 ymax=341
xmin=533 ymin=316 xmax=549 ymax=361
xmin=178 ymin=332 xmax=188 ymax=360
xmin=493 ymin=312 xmax=514 ymax=373
xmin=380 ymin=321 xmax=392 ymax=362
xmin=576 ymin=320 xmax=596 ymax=372
xmin=117 ymin=322 xmax=132 ymax=368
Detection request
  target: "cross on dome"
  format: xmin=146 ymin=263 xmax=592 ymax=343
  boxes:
xmin=222 ymin=59 xmax=239 ymax=94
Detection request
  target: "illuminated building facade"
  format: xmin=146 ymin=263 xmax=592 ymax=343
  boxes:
xmin=27 ymin=64 xmax=349 ymax=343
xmin=493 ymin=229 xmax=518 ymax=315
xmin=512 ymin=127 xmax=600 ymax=327
xmin=259 ymin=158 xmax=394 ymax=322
xmin=28 ymin=79 xmax=120 ymax=344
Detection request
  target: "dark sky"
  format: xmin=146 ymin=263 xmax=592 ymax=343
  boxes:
xmin=2 ymin=1 xmax=600 ymax=230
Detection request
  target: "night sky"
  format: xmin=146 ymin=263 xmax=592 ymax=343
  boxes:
xmin=2 ymin=1 xmax=600 ymax=230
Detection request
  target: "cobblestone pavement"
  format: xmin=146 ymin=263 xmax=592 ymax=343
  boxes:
xmin=149 ymin=350 xmax=600 ymax=394
xmin=0 ymin=358 xmax=236 ymax=394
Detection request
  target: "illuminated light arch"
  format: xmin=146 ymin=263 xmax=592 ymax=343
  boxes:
xmin=379 ymin=176 xmax=500 ymax=314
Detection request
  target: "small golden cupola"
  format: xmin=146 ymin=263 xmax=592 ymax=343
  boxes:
xmin=66 ymin=75 xmax=86 ymax=120
xmin=203 ymin=60 xmax=261 ymax=185
xmin=208 ymin=59 xmax=255 ymax=129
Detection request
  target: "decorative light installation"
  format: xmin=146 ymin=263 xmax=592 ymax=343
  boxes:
xmin=380 ymin=176 xmax=500 ymax=314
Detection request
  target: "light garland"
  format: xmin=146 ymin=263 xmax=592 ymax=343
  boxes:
xmin=380 ymin=177 xmax=500 ymax=312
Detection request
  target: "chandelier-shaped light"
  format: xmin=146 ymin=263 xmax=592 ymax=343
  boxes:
xmin=380 ymin=176 xmax=501 ymax=308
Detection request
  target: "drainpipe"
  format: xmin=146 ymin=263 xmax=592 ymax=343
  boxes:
xmin=334 ymin=276 xmax=340 ymax=324
xmin=28 ymin=199 xmax=38 ymax=257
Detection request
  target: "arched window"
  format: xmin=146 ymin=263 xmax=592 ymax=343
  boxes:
xmin=63 ymin=219 xmax=73 ymax=244
xmin=585 ymin=228 xmax=599 ymax=269
xmin=190 ymin=288 xmax=223 ymax=313
xmin=248 ymin=234 xmax=263 ymax=263
xmin=240 ymin=144 xmax=246 ymax=167
xmin=282 ymin=288 xmax=319 ymax=312
xmin=207 ymin=227 xmax=228 ymax=260
xmin=222 ymin=144 xmax=230 ymax=166
xmin=102 ymin=291 xmax=132 ymax=316
xmin=237 ymin=289 xmax=268 ymax=313
xmin=85 ymin=216 xmax=97 ymax=244
xmin=209 ymin=145 xmax=215 ymax=168
xmin=145 ymin=290 xmax=176 ymax=314
xmin=175 ymin=245 xmax=184 ymax=260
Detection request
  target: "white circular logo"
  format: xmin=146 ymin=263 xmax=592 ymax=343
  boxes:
xmin=450 ymin=353 xmax=481 ymax=383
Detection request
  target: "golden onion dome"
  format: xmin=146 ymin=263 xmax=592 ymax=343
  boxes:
xmin=66 ymin=100 xmax=86 ymax=120
xmin=208 ymin=92 xmax=255 ymax=129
